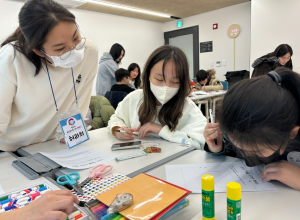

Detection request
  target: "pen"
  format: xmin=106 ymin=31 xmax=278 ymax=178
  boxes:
xmin=209 ymin=109 xmax=217 ymax=145
xmin=209 ymin=109 xmax=214 ymax=123
xmin=115 ymin=130 xmax=139 ymax=135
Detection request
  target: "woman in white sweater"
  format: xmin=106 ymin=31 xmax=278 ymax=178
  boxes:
xmin=108 ymin=45 xmax=207 ymax=149
xmin=0 ymin=0 xmax=98 ymax=152
xmin=0 ymin=0 xmax=97 ymax=219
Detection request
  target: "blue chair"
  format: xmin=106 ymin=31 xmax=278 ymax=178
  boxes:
xmin=192 ymin=78 xmax=196 ymax=83
xmin=220 ymin=81 xmax=228 ymax=90
xmin=104 ymin=91 xmax=128 ymax=110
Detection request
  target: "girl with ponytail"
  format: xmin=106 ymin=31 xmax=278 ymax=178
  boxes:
xmin=204 ymin=67 xmax=300 ymax=190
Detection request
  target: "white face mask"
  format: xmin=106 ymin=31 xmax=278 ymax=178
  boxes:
xmin=150 ymin=81 xmax=180 ymax=105
xmin=44 ymin=47 xmax=85 ymax=68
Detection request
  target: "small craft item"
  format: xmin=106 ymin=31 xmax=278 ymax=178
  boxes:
xmin=107 ymin=193 xmax=133 ymax=213
xmin=143 ymin=147 xmax=161 ymax=153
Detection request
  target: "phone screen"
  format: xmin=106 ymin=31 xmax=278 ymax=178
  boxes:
xmin=113 ymin=141 xmax=141 ymax=148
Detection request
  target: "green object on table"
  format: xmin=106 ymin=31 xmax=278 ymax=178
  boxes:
xmin=112 ymin=214 xmax=123 ymax=220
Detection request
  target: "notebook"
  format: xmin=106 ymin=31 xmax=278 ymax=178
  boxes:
xmin=96 ymin=173 xmax=190 ymax=220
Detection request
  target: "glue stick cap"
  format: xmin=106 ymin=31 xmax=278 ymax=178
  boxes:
xmin=227 ymin=182 xmax=241 ymax=201
xmin=202 ymin=175 xmax=214 ymax=191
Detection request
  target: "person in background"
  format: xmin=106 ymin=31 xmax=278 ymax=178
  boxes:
xmin=127 ymin=63 xmax=141 ymax=89
xmin=96 ymin=43 xmax=125 ymax=96
xmin=192 ymin=69 xmax=223 ymax=92
xmin=252 ymin=44 xmax=293 ymax=77
xmin=110 ymin=68 xmax=135 ymax=94
xmin=107 ymin=45 xmax=207 ymax=149
xmin=204 ymin=67 xmax=300 ymax=190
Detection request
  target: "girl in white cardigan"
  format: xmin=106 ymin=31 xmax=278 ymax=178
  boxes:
xmin=108 ymin=45 xmax=207 ymax=149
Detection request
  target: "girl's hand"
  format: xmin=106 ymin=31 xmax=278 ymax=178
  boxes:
xmin=114 ymin=126 xmax=135 ymax=140
xmin=204 ymin=123 xmax=223 ymax=153
xmin=12 ymin=190 xmax=79 ymax=220
xmin=191 ymin=88 xmax=198 ymax=92
xmin=202 ymin=86 xmax=205 ymax=91
xmin=259 ymin=160 xmax=300 ymax=190
xmin=136 ymin=123 xmax=163 ymax=138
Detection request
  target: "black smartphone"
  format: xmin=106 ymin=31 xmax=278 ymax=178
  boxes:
xmin=111 ymin=141 xmax=142 ymax=151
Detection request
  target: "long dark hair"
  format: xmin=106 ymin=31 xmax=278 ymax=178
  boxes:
xmin=138 ymin=45 xmax=191 ymax=131
xmin=128 ymin=63 xmax=141 ymax=88
xmin=252 ymin=44 xmax=293 ymax=77
xmin=220 ymin=67 xmax=300 ymax=158
xmin=110 ymin=43 xmax=125 ymax=63
xmin=1 ymin=0 xmax=76 ymax=76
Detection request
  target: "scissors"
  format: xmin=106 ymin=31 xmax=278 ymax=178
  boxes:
xmin=57 ymin=172 xmax=83 ymax=194
xmin=80 ymin=164 xmax=113 ymax=186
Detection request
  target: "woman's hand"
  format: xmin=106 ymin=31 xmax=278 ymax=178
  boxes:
xmin=3 ymin=190 xmax=79 ymax=220
xmin=202 ymin=86 xmax=205 ymax=91
xmin=191 ymin=88 xmax=198 ymax=92
xmin=204 ymin=123 xmax=223 ymax=153
xmin=259 ymin=160 xmax=300 ymax=190
xmin=114 ymin=126 xmax=136 ymax=140
xmin=136 ymin=123 xmax=163 ymax=138
xmin=60 ymin=138 xmax=66 ymax=143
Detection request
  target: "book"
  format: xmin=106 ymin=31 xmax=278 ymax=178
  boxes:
xmin=96 ymin=174 xmax=191 ymax=220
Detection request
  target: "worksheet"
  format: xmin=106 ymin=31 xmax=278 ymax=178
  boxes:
xmin=40 ymin=146 xmax=114 ymax=169
xmin=165 ymin=161 xmax=277 ymax=193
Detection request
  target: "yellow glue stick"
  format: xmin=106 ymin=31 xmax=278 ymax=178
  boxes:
xmin=227 ymin=182 xmax=241 ymax=220
xmin=202 ymin=175 xmax=215 ymax=220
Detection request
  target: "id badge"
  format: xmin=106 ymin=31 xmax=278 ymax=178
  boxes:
xmin=57 ymin=107 xmax=89 ymax=149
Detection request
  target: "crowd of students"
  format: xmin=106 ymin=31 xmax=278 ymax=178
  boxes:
xmin=0 ymin=0 xmax=298 ymax=219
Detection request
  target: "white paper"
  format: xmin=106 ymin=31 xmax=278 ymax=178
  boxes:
xmin=40 ymin=146 xmax=114 ymax=169
xmin=165 ymin=161 xmax=277 ymax=193
xmin=0 ymin=184 xmax=5 ymax=196
xmin=192 ymin=91 xmax=208 ymax=96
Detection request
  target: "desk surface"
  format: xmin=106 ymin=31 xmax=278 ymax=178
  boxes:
xmin=0 ymin=152 xmax=60 ymax=194
xmin=147 ymin=150 xmax=300 ymax=220
xmin=189 ymin=90 xmax=227 ymax=101
xmin=19 ymin=128 xmax=194 ymax=181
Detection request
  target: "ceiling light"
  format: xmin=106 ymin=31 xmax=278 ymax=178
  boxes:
xmin=86 ymin=0 xmax=170 ymax=18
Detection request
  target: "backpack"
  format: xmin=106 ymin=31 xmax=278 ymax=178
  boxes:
xmin=224 ymin=70 xmax=250 ymax=89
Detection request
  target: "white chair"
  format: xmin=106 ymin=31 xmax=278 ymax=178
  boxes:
xmin=210 ymin=95 xmax=225 ymax=122
xmin=195 ymin=99 xmax=210 ymax=123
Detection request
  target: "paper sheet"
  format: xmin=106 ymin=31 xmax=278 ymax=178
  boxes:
xmin=165 ymin=161 xmax=277 ymax=193
xmin=189 ymin=91 xmax=208 ymax=96
xmin=40 ymin=146 xmax=114 ymax=169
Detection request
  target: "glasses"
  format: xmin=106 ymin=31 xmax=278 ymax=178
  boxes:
xmin=59 ymin=37 xmax=86 ymax=60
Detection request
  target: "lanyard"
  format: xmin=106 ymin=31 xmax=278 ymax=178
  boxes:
xmin=45 ymin=61 xmax=78 ymax=112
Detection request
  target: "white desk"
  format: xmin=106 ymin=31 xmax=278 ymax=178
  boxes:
xmin=147 ymin=150 xmax=300 ymax=220
xmin=17 ymin=128 xmax=195 ymax=182
xmin=189 ymin=90 xmax=227 ymax=101
xmin=0 ymin=152 xmax=61 ymax=194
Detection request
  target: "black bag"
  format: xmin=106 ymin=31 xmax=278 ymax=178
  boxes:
xmin=224 ymin=70 xmax=250 ymax=88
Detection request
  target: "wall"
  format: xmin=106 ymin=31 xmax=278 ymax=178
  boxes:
xmin=251 ymin=0 xmax=300 ymax=73
xmin=0 ymin=0 xmax=164 ymax=95
xmin=163 ymin=2 xmax=251 ymax=81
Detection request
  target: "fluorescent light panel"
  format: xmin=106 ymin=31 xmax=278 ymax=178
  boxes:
xmin=86 ymin=0 xmax=171 ymax=18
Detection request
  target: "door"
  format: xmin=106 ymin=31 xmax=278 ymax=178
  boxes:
xmin=164 ymin=26 xmax=199 ymax=79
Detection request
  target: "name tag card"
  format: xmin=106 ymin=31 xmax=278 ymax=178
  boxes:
xmin=58 ymin=108 xmax=89 ymax=149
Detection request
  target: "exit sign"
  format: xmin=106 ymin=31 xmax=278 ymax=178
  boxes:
xmin=177 ymin=20 xmax=183 ymax=28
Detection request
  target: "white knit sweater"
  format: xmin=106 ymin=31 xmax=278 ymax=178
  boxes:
xmin=107 ymin=89 xmax=207 ymax=149
xmin=0 ymin=39 xmax=98 ymax=151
